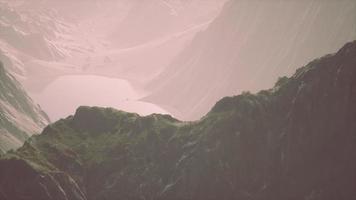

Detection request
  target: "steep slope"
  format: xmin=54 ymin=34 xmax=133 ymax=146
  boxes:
xmin=110 ymin=0 xmax=225 ymax=48
xmin=98 ymin=0 xmax=226 ymax=82
xmin=0 ymin=61 xmax=49 ymax=153
xmin=0 ymin=0 xmax=67 ymax=77
xmin=0 ymin=41 xmax=355 ymax=199
xmin=146 ymin=0 xmax=356 ymax=120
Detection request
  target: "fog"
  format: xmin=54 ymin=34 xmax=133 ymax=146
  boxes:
xmin=0 ymin=0 xmax=355 ymax=121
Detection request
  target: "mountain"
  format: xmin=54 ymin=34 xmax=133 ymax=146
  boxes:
xmin=0 ymin=41 xmax=355 ymax=199
xmin=145 ymin=0 xmax=356 ymax=120
xmin=100 ymin=0 xmax=226 ymax=82
xmin=0 ymin=61 xmax=50 ymax=154
xmin=0 ymin=0 xmax=67 ymax=76
xmin=0 ymin=0 xmax=226 ymax=121
xmin=110 ymin=0 xmax=225 ymax=48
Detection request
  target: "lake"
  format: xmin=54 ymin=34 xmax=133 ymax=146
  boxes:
xmin=31 ymin=75 xmax=170 ymax=121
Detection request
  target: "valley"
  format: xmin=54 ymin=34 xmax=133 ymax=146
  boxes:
xmin=0 ymin=1 xmax=355 ymax=199
xmin=31 ymin=74 xmax=169 ymax=121
xmin=0 ymin=0 xmax=225 ymax=120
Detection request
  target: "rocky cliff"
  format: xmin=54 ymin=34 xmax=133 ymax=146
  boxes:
xmin=0 ymin=61 xmax=49 ymax=153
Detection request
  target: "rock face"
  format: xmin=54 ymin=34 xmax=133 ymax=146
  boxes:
xmin=0 ymin=158 xmax=86 ymax=200
xmin=146 ymin=0 xmax=356 ymax=120
xmin=0 ymin=61 xmax=50 ymax=153
xmin=0 ymin=41 xmax=355 ymax=199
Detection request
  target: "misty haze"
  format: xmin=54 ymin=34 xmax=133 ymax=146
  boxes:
xmin=1 ymin=0 xmax=355 ymax=121
xmin=0 ymin=0 xmax=356 ymax=200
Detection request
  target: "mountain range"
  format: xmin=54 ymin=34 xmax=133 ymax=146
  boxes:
xmin=145 ymin=0 xmax=356 ymax=120
xmin=0 ymin=40 xmax=355 ymax=200
xmin=2 ymin=0 xmax=355 ymax=122
xmin=0 ymin=0 xmax=225 ymax=121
